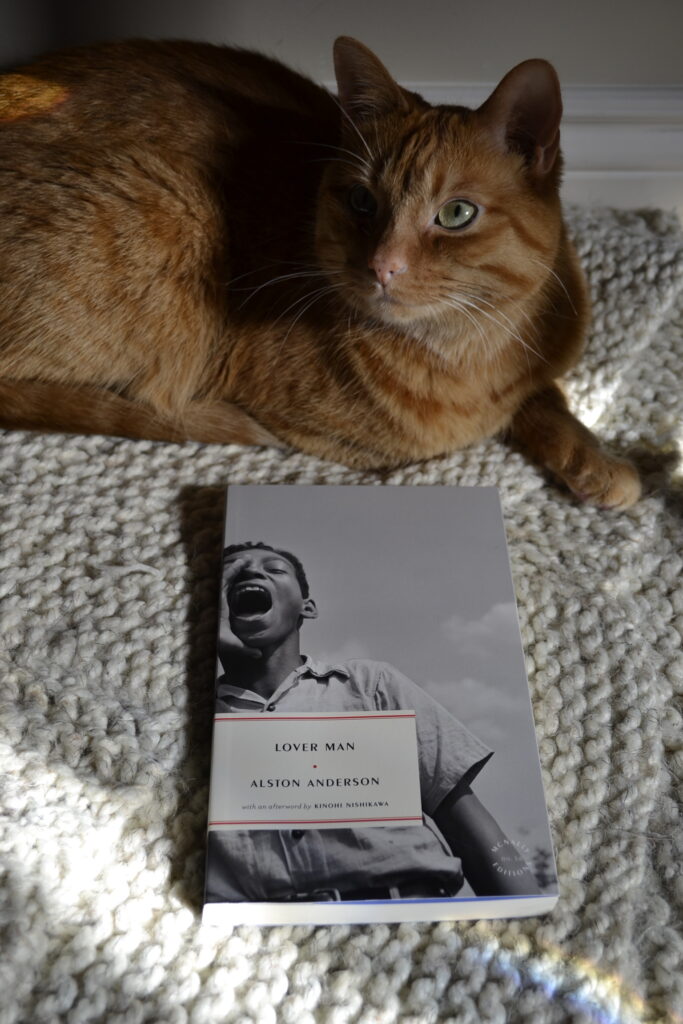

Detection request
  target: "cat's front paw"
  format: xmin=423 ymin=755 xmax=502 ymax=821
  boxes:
xmin=561 ymin=448 xmax=642 ymax=509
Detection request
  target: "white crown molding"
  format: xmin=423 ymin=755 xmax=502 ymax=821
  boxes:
xmin=403 ymin=83 xmax=683 ymax=126
xmin=561 ymin=171 xmax=683 ymax=218
xmin=415 ymin=85 xmax=683 ymax=174
xmin=324 ymin=81 xmax=683 ymax=125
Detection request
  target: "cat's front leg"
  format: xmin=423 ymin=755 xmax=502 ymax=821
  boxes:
xmin=508 ymin=383 xmax=641 ymax=509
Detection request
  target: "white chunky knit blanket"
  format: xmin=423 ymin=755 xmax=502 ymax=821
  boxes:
xmin=1 ymin=206 xmax=682 ymax=1024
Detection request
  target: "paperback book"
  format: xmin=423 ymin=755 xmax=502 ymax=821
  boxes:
xmin=202 ymin=484 xmax=558 ymax=925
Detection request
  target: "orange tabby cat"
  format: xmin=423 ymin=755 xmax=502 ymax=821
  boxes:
xmin=0 ymin=37 xmax=640 ymax=507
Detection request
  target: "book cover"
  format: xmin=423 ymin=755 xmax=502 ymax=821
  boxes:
xmin=202 ymin=485 xmax=558 ymax=925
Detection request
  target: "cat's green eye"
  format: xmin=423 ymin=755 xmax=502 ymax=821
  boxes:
xmin=348 ymin=184 xmax=377 ymax=216
xmin=435 ymin=199 xmax=478 ymax=230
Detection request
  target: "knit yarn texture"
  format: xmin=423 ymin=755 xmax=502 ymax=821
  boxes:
xmin=1 ymin=206 xmax=682 ymax=1024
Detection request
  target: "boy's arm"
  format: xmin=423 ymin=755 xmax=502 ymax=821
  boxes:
xmin=432 ymin=786 xmax=541 ymax=896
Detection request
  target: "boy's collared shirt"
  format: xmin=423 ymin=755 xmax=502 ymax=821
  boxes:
xmin=209 ymin=656 xmax=492 ymax=901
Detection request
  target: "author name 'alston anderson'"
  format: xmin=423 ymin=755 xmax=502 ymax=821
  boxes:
xmin=250 ymin=777 xmax=380 ymax=788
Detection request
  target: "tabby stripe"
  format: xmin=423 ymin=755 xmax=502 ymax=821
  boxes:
xmin=503 ymin=212 xmax=549 ymax=254
xmin=488 ymin=372 xmax=530 ymax=404
xmin=400 ymin=162 xmax=414 ymax=194
xmin=478 ymin=263 xmax=533 ymax=290
xmin=398 ymin=110 xmax=458 ymax=196
xmin=394 ymin=124 xmax=429 ymax=191
xmin=355 ymin=341 xmax=423 ymax=410
xmin=354 ymin=341 xmax=483 ymax=421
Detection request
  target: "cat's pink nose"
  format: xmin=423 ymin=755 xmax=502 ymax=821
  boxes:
xmin=370 ymin=255 xmax=408 ymax=287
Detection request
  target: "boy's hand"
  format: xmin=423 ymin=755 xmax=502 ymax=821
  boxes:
xmin=218 ymin=558 xmax=262 ymax=664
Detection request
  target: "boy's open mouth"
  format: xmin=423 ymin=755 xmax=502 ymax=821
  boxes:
xmin=230 ymin=583 xmax=273 ymax=617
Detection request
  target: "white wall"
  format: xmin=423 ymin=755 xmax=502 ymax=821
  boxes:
xmin=191 ymin=0 xmax=683 ymax=87
xmin=2 ymin=1 xmax=682 ymax=213
xmin=2 ymin=0 xmax=682 ymax=85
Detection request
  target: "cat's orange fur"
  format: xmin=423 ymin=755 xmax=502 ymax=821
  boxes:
xmin=0 ymin=37 xmax=640 ymax=507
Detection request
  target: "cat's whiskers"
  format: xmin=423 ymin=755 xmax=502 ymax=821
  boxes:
xmin=297 ymin=140 xmax=373 ymax=177
xmin=309 ymin=157 xmax=374 ymax=179
xmin=224 ymin=258 xmax=326 ymax=288
xmin=405 ymin=323 xmax=454 ymax=375
xmin=224 ymin=263 xmax=283 ymax=289
xmin=236 ymin=269 xmax=334 ymax=308
xmin=272 ymin=282 xmax=344 ymax=331
xmin=445 ymin=277 xmax=538 ymax=337
xmin=279 ymin=284 xmax=346 ymax=346
xmin=444 ymin=291 xmax=547 ymax=367
xmin=454 ymin=290 xmax=538 ymax=347
xmin=439 ymin=298 xmax=490 ymax=349
xmin=529 ymin=257 xmax=578 ymax=315
xmin=495 ymin=296 xmax=538 ymax=333
xmin=328 ymin=93 xmax=376 ymax=164
xmin=437 ymin=295 xmax=530 ymax=376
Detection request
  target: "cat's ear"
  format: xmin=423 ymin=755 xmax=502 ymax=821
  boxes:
xmin=477 ymin=60 xmax=562 ymax=177
xmin=333 ymin=36 xmax=409 ymax=119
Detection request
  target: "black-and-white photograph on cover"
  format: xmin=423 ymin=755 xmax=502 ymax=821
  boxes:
xmin=203 ymin=484 xmax=558 ymax=925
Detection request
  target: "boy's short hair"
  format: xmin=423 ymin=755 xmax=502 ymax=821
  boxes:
xmin=222 ymin=541 xmax=310 ymax=598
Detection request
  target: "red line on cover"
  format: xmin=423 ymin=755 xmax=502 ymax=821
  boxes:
xmin=209 ymin=816 xmax=423 ymax=824
xmin=213 ymin=714 xmax=416 ymax=722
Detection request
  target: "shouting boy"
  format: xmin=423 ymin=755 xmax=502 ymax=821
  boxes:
xmin=205 ymin=541 xmax=539 ymax=903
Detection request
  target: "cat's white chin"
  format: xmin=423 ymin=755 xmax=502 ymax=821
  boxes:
xmin=346 ymin=281 xmax=444 ymax=332
xmin=356 ymin=289 xmax=421 ymax=320
xmin=369 ymin=297 xmax=439 ymax=329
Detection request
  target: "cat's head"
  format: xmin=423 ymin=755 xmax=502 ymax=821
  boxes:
xmin=316 ymin=37 xmax=566 ymax=353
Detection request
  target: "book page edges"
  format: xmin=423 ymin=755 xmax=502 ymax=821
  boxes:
xmin=201 ymin=893 xmax=558 ymax=927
